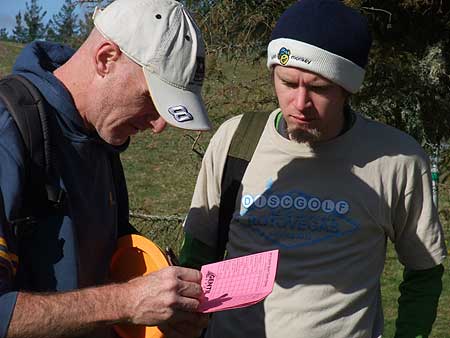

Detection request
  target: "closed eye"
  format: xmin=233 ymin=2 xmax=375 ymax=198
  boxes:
xmin=307 ymin=84 xmax=332 ymax=93
xmin=282 ymin=80 xmax=298 ymax=89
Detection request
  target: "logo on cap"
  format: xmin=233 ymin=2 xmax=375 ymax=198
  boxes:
xmin=168 ymin=106 xmax=194 ymax=123
xmin=278 ymin=47 xmax=290 ymax=65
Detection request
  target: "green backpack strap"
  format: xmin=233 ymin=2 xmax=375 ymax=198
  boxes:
xmin=216 ymin=110 xmax=272 ymax=259
xmin=227 ymin=110 xmax=273 ymax=161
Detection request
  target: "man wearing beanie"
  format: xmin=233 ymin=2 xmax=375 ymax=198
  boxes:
xmin=180 ymin=0 xmax=447 ymax=337
xmin=0 ymin=0 xmax=211 ymax=337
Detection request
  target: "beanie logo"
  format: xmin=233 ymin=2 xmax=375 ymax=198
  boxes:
xmin=278 ymin=47 xmax=290 ymax=65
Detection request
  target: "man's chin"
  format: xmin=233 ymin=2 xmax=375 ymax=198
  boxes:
xmin=101 ymin=134 xmax=128 ymax=146
xmin=287 ymin=127 xmax=321 ymax=144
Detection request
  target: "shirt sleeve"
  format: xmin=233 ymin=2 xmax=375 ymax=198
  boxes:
xmin=0 ymin=292 xmax=18 ymax=337
xmin=395 ymin=264 xmax=444 ymax=338
xmin=0 ymin=194 xmax=19 ymax=337
xmin=392 ymin=151 xmax=447 ymax=270
xmin=183 ymin=115 xmax=243 ymax=247
xmin=0 ymin=103 xmax=27 ymax=337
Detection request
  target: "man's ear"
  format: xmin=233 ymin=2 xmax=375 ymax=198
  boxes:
xmin=94 ymin=41 xmax=121 ymax=77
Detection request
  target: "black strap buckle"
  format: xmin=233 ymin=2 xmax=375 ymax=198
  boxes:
xmin=11 ymin=216 xmax=38 ymax=238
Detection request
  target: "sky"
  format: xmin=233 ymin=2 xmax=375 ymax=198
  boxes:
xmin=0 ymin=0 xmax=90 ymax=33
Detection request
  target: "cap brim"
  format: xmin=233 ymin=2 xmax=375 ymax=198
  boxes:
xmin=143 ymin=69 xmax=211 ymax=131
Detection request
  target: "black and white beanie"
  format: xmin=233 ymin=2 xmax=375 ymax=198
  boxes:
xmin=267 ymin=0 xmax=372 ymax=93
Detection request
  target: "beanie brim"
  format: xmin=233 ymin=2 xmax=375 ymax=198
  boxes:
xmin=267 ymin=38 xmax=365 ymax=93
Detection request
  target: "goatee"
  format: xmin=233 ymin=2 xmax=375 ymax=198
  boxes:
xmin=287 ymin=127 xmax=321 ymax=144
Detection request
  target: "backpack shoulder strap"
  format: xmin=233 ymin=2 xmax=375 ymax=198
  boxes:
xmin=0 ymin=75 xmax=64 ymax=231
xmin=0 ymin=75 xmax=48 ymax=174
xmin=108 ymin=152 xmax=139 ymax=238
xmin=217 ymin=110 xmax=272 ymax=259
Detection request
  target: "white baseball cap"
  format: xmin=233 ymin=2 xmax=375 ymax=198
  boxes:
xmin=93 ymin=0 xmax=211 ymax=131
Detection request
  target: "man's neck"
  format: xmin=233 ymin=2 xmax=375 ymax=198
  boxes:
xmin=53 ymin=60 xmax=94 ymax=132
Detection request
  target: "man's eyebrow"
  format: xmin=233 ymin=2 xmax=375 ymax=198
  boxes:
xmin=308 ymin=78 xmax=332 ymax=86
xmin=278 ymin=73 xmax=298 ymax=82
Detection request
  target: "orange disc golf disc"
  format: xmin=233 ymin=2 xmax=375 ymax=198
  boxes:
xmin=110 ymin=234 xmax=170 ymax=338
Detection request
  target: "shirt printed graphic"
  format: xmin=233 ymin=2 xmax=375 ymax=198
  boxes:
xmin=237 ymin=178 xmax=360 ymax=249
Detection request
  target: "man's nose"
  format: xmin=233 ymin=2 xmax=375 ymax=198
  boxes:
xmin=294 ymin=86 xmax=311 ymax=111
xmin=149 ymin=115 xmax=167 ymax=133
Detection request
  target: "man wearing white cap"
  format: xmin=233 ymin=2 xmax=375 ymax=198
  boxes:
xmin=180 ymin=0 xmax=447 ymax=337
xmin=0 ymin=0 xmax=210 ymax=337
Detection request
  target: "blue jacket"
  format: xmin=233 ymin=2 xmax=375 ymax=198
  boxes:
xmin=0 ymin=41 xmax=130 ymax=337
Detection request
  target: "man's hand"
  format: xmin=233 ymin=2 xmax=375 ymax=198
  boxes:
xmin=124 ymin=266 xmax=208 ymax=335
xmin=7 ymin=266 xmax=208 ymax=338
